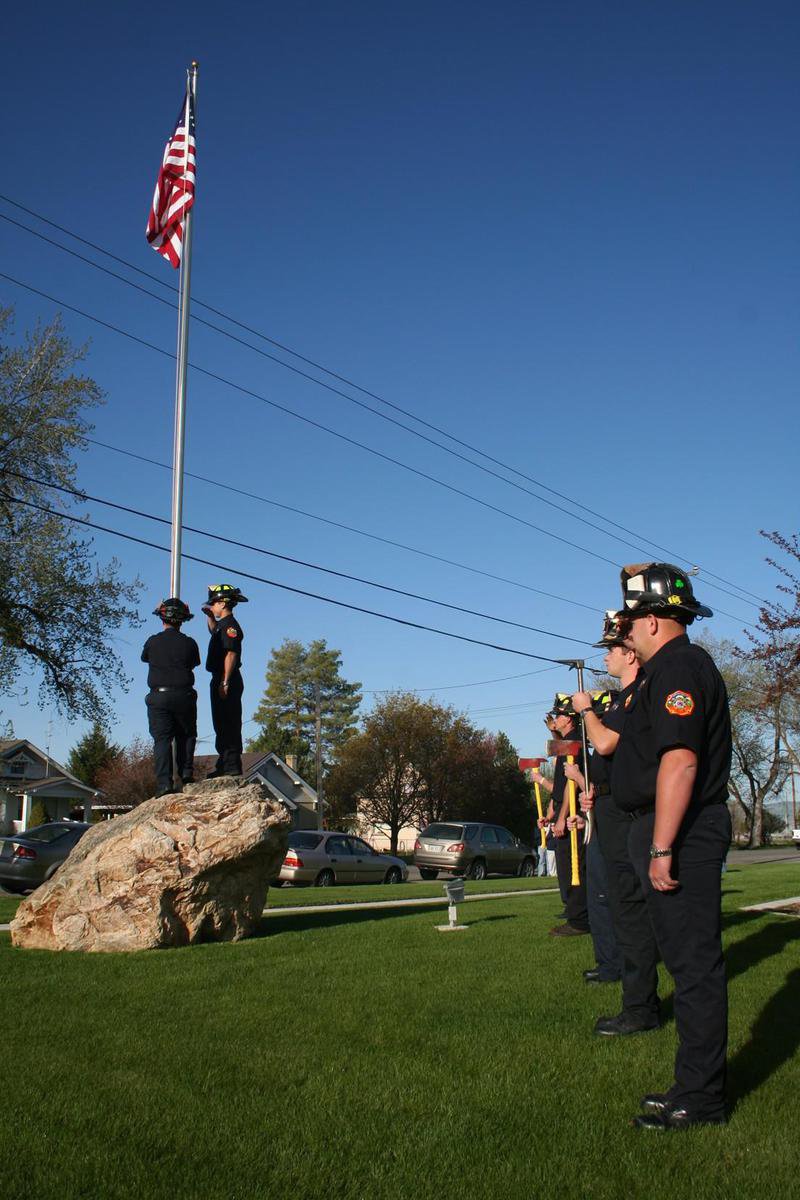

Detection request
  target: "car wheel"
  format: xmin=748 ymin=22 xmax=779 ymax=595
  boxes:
xmin=518 ymin=858 xmax=536 ymax=878
xmin=384 ymin=866 xmax=403 ymax=884
xmin=468 ymin=859 xmax=487 ymax=881
xmin=315 ymin=869 xmax=336 ymax=887
xmin=419 ymin=867 xmax=437 ymax=880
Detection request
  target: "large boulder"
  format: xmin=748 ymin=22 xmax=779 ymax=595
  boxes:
xmin=10 ymin=777 xmax=290 ymax=953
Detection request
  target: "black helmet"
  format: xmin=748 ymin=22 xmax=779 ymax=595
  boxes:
xmin=153 ymin=597 xmax=193 ymax=624
xmin=548 ymin=693 xmax=577 ymax=719
xmin=206 ymin=582 xmax=249 ymax=607
xmin=619 ymin=563 xmax=713 ymax=623
xmin=593 ymin=610 xmax=630 ymax=648
xmin=590 ymin=690 xmax=617 ymax=715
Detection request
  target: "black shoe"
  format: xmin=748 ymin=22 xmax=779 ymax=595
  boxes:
xmin=633 ymin=1105 xmax=726 ymax=1131
xmin=556 ymin=910 xmax=567 ymax=919
xmin=584 ymin=968 xmax=620 ymax=984
xmin=549 ymin=923 xmax=590 ymax=937
xmin=640 ymin=1093 xmax=673 ymax=1115
xmin=155 ymin=786 xmax=175 ymax=798
xmin=205 ymin=769 xmax=226 ymax=779
xmin=594 ymin=1012 xmax=660 ymax=1037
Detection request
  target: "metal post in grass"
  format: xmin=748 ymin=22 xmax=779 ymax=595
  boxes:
xmin=437 ymin=877 xmax=468 ymax=932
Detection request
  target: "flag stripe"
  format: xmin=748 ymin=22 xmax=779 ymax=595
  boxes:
xmin=146 ymin=89 xmax=196 ymax=269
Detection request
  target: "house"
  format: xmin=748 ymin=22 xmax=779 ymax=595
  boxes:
xmin=192 ymin=751 xmax=323 ymax=831
xmin=0 ymin=739 xmax=98 ymax=835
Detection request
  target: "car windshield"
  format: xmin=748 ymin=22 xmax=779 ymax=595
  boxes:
xmin=288 ymin=832 xmax=324 ymax=849
xmin=422 ymin=824 xmax=463 ymax=840
xmin=18 ymin=824 xmax=72 ymax=844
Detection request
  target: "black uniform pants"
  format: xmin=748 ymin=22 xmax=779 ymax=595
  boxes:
xmin=586 ymin=827 xmax=621 ymax=979
xmin=210 ymin=673 xmax=243 ymax=774
xmin=595 ymin=795 xmax=660 ymax=1020
xmin=554 ymin=828 xmax=589 ymax=930
xmin=629 ymin=802 xmax=732 ymax=1118
xmin=146 ymin=689 xmax=197 ymax=790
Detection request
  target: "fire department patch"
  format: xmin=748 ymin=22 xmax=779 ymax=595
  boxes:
xmin=226 ymin=627 xmax=238 ymax=638
xmin=665 ymin=690 xmax=694 ymax=717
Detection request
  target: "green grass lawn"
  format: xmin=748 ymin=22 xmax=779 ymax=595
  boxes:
xmin=1 ymin=861 xmax=798 ymax=1200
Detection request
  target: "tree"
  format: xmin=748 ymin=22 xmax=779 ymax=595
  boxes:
xmin=326 ymin=694 xmax=535 ymax=851
xmin=66 ymin=722 xmax=121 ymax=787
xmin=325 ymin=693 xmax=429 ymax=852
xmin=698 ymin=634 xmax=789 ymax=847
xmin=0 ymin=308 xmax=142 ymax=722
xmin=95 ymin=738 xmax=157 ymax=809
xmin=249 ymin=638 xmax=361 ymax=783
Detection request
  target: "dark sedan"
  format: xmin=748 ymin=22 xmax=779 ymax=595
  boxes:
xmin=0 ymin=821 xmax=90 ymax=894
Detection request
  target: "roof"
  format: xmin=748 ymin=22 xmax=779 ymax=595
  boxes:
xmin=193 ymin=752 xmax=270 ymax=779
xmin=0 ymin=738 xmax=91 ymax=788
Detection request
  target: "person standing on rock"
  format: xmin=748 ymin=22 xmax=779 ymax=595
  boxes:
xmin=202 ymin=583 xmax=248 ymax=777
xmin=142 ymin=598 xmax=201 ymax=796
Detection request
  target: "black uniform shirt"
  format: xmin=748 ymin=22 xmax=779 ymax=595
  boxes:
xmin=611 ymin=634 xmax=732 ymax=814
xmin=206 ymin=613 xmax=244 ymax=676
xmin=141 ymin=627 xmax=201 ymax=689
xmin=588 ymin=675 xmax=642 ymax=790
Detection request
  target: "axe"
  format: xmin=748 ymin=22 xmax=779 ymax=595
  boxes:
xmin=555 ymin=657 xmax=594 ymax=845
xmin=547 ymin=738 xmax=582 ymax=887
xmin=518 ymin=757 xmax=547 ymax=850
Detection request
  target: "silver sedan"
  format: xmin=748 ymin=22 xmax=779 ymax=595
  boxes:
xmin=277 ymin=830 xmax=409 ymax=887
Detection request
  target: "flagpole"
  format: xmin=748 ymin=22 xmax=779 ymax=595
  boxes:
xmin=169 ymin=60 xmax=198 ymax=598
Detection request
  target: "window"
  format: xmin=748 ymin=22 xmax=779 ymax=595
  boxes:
xmin=18 ymin=824 xmax=69 ymax=844
xmin=348 ymin=837 xmax=375 ymax=856
xmin=422 ymin=824 xmax=463 ymax=841
xmin=288 ymin=832 xmax=323 ymax=850
xmin=464 ymin=824 xmax=479 ymax=841
xmin=480 ymin=827 xmax=499 ymax=845
xmin=325 ymin=836 xmax=352 ymax=855
xmin=496 ymin=827 xmax=515 ymax=847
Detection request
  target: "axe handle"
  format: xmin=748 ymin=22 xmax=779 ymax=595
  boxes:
xmin=567 ymin=757 xmax=580 ymax=886
xmin=533 ymin=781 xmax=546 ymax=849
xmin=575 ymin=664 xmax=594 ymax=847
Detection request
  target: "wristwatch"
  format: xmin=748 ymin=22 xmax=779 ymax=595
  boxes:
xmin=649 ymin=845 xmax=673 ymax=859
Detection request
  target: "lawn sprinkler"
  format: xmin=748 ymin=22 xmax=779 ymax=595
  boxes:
xmin=436 ymin=876 xmax=468 ymax=932
xmin=547 ymin=738 xmax=583 ymax=887
xmin=519 ymin=756 xmax=548 ymax=851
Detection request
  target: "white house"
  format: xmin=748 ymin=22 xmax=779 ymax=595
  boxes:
xmin=0 ymin=739 xmax=98 ymax=835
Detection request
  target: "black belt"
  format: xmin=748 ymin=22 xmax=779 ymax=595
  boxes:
xmin=151 ymin=686 xmax=194 ymax=693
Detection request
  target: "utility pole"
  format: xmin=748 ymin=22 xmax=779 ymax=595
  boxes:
xmin=792 ymin=771 xmax=797 ymax=829
xmin=315 ymin=680 xmax=324 ymax=831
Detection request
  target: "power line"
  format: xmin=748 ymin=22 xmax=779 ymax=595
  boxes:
xmin=0 ymin=206 xmax=715 ymax=575
xmin=5 ymin=469 xmax=595 ymax=647
xmin=0 ymin=268 xmax=624 ymax=569
xmin=86 ymin=437 xmax=600 ymax=614
xmin=8 ymin=495 xmax=582 ymax=665
xmin=364 ymin=665 xmax=560 ymax=694
xmin=0 ymin=195 xmax=768 ymax=609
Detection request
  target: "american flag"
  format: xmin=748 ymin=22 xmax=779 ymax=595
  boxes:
xmin=146 ymin=90 xmax=196 ymax=268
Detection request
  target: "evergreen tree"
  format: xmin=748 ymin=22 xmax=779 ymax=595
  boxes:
xmin=66 ymin=721 xmax=120 ymax=787
xmin=249 ymin=638 xmax=361 ymax=783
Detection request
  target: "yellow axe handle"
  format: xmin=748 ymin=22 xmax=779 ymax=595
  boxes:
xmin=533 ymin=781 xmax=546 ymax=849
xmin=567 ymin=756 xmax=580 ymax=886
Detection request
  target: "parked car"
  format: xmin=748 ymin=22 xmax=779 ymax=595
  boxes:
xmin=413 ymin=821 xmax=536 ymax=881
xmin=0 ymin=821 xmax=90 ymax=894
xmin=276 ymin=831 xmax=410 ymax=887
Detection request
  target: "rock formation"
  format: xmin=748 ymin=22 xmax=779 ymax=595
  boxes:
xmin=11 ymin=776 xmax=290 ymax=952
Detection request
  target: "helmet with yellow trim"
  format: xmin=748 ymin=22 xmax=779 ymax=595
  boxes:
xmin=619 ymin=563 xmax=712 ymax=624
xmin=206 ymin=583 xmax=249 ymax=607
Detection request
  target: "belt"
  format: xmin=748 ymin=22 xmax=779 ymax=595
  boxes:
xmin=151 ymin=686 xmax=193 ymax=693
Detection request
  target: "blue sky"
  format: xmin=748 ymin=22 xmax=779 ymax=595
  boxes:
xmin=2 ymin=1 xmax=798 ymax=765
